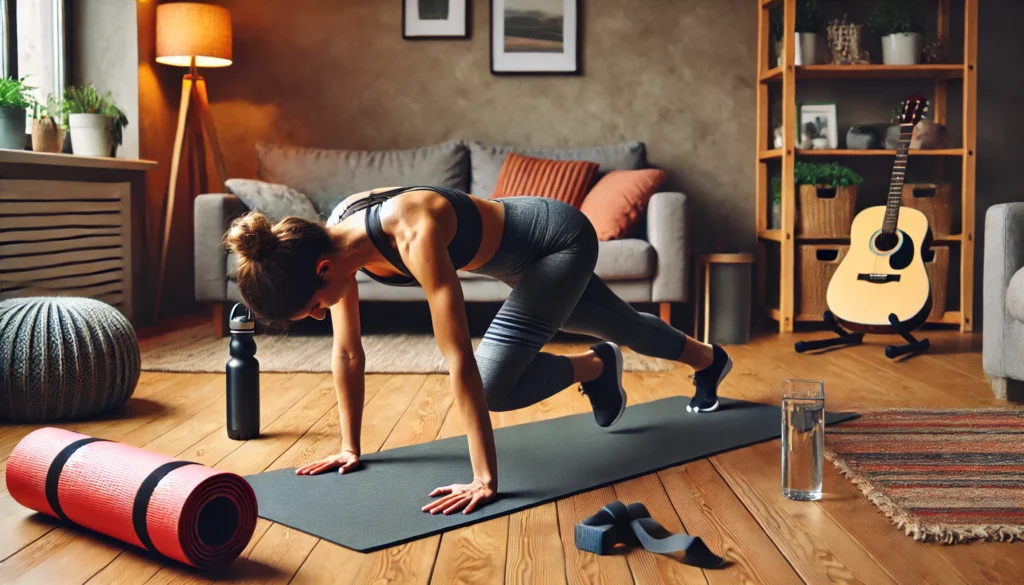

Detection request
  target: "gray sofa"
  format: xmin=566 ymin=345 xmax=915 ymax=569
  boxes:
xmin=983 ymin=203 xmax=1024 ymax=401
xmin=194 ymin=140 xmax=689 ymax=335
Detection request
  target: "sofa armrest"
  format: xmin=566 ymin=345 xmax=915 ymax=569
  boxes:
xmin=194 ymin=193 xmax=248 ymax=302
xmin=983 ymin=203 xmax=1024 ymax=378
xmin=646 ymin=191 xmax=689 ymax=303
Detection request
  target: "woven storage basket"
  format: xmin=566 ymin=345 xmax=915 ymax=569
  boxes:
xmin=797 ymin=184 xmax=857 ymax=237
xmin=923 ymin=246 xmax=950 ymax=320
xmin=797 ymin=244 xmax=849 ymax=319
xmin=901 ymin=183 xmax=954 ymax=235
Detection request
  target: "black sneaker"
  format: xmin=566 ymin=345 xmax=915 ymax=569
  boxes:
xmin=579 ymin=342 xmax=626 ymax=428
xmin=687 ymin=344 xmax=732 ymax=413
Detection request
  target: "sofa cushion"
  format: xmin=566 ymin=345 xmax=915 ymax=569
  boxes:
xmin=1008 ymin=268 xmax=1024 ymax=322
xmin=491 ymin=152 xmax=599 ymax=208
xmin=581 ymin=169 xmax=666 ymax=241
xmin=256 ymin=140 xmax=470 ymax=215
xmin=595 ymin=239 xmax=656 ymax=281
xmin=469 ymin=141 xmax=647 ymax=198
xmin=224 ymin=179 xmax=320 ymax=222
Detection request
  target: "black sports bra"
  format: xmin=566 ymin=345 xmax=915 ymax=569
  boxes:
xmin=336 ymin=186 xmax=483 ymax=287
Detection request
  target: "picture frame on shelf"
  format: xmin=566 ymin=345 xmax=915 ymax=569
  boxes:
xmin=490 ymin=0 xmax=580 ymax=75
xmin=798 ymin=102 xmax=839 ymax=150
xmin=403 ymin=0 xmax=469 ymax=39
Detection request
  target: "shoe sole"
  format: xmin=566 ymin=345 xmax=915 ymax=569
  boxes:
xmin=604 ymin=342 xmax=627 ymax=427
xmin=687 ymin=356 xmax=733 ymax=413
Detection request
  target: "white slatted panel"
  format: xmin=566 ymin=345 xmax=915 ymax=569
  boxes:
xmin=0 ymin=180 xmax=134 ymax=319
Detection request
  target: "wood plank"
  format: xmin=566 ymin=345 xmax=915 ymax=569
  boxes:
xmin=0 ymin=259 xmax=124 ymax=282
xmin=0 ymin=248 xmax=123 ymax=272
xmin=0 ymin=236 xmax=124 ymax=257
xmin=1 ymin=271 xmax=124 ymax=294
xmin=429 ymin=518 xmax=508 ymax=585
xmin=0 ymin=214 xmax=123 ymax=231
xmin=613 ymin=474 xmax=707 ymax=585
xmin=712 ymin=442 xmax=899 ymax=585
xmin=0 ymin=201 xmax=123 ymax=215
xmin=660 ymin=460 xmax=802 ymax=585
xmin=505 ymin=504 xmax=566 ymax=585
xmin=0 ymin=227 xmax=122 ymax=244
xmin=0 ymin=179 xmax=129 ymax=200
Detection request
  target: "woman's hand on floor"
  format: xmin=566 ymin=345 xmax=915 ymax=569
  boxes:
xmin=295 ymin=450 xmax=360 ymax=475
xmin=422 ymin=478 xmax=496 ymax=515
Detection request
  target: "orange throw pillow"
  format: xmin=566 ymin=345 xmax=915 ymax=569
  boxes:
xmin=491 ymin=152 xmax=599 ymax=208
xmin=580 ymin=169 xmax=666 ymax=241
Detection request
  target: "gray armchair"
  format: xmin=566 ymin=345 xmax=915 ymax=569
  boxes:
xmin=983 ymin=203 xmax=1024 ymax=400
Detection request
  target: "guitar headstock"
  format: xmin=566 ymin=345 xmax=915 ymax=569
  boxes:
xmin=899 ymin=96 xmax=929 ymax=126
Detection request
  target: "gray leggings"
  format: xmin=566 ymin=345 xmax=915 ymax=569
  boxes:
xmin=469 ymin=197 xmax=688 ymax=411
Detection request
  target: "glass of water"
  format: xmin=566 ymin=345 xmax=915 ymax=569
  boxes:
xmin=782 ymin=379 xmax=824 ymax=501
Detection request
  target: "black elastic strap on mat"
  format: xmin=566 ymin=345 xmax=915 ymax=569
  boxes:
xmin=132 ymin=461 xmax=197 ymax=552
xmin=45 ymin=437 xmax=108 ymax=522
xmin=575 ymin=501 xmax=724 ymax=569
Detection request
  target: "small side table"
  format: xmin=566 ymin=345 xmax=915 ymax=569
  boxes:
xmin=693 ymin=253 xmax=755 ymax=345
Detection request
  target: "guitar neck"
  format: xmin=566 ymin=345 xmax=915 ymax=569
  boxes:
xmin=882 ymin=123 xmax=915 ymax=233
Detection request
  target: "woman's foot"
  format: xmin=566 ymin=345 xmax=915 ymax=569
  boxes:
xmin=578 ymin=342 xmax=626 ymax=427
xmin=687 ymin=344 xmax=732 ymax=413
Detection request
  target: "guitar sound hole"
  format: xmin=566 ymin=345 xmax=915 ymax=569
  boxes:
xmin=875 ymin=232 xmax=898 ymax=252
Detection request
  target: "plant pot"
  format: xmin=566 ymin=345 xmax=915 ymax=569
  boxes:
xmin=68 ymin=113 xmax=113 ymax=158
xmin=31 ymin=118 xmax=64 ymax=153
xmin=0 ymin=107 xmax=27 ymax=150
xmin=769 ymin=200 xmax=782 ymax=230
xmin=881 ymin=33 xmax=923 ymax=65
xmin=795 ymin=32 xmax=819 ymax=65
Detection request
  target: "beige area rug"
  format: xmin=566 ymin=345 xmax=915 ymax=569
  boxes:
xmin=140 ymin=326 xmax=677 ymax=374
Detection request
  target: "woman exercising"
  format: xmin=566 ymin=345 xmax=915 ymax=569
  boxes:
xmin=224 ymin=186 xmax=733 ymax=516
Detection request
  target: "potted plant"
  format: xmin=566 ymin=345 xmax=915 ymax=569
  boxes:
xmin=62 ymin=85 xmax=128 ymax=158
xmin=794 ymin=161 xmax=863 ymax=236
xmin=30 ymin=94 xmax=64 ymax=153
xmin=869 ymin=0 xmax=924 ymax=65
xmin=771 ymin=0 xmax=822 ymax=66
xmin=770 ymin=176 xmax=783 ymax=229
xmin=0 ymin=77 xmax=33 ymax=150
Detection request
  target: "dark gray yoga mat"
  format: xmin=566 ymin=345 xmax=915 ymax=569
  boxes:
xmin=245 ymin=397 xmax=857 ymax=552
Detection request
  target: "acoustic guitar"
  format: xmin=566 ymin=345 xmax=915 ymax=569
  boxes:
xmin=825 ymin=97 xmax=933 ymax=333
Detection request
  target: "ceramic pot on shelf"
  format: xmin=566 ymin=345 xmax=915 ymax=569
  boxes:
xmin=881 ymin=33 xmax=923 ymax=65
xmin=68 ymin=113 xmax=113 ymax=158
xmin=0 ymin=107 xmax=27 ymax=150
xmin=31 ymin=118 xmax=64 ymax=153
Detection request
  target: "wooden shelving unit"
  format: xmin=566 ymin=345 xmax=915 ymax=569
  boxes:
xmin=755 ymin=0 xmax=977 ymax=333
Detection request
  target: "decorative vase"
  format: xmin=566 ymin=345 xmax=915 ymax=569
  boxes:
xmin=910 ymin=120 xmax=948 ymax=149
xmin=31 ymin=118 xmax=64 ymax=153
xmin=68 ymin=113 xmax=113 ymax=158
xmin=770 ymin=200 xmax=782 ymax=230
xmin=811 ymin=137 xmax=828 ymax=150
xmin=0 ymin=107 xmax=27 ymax=150
xmin=795 ymin=32 xmax=819 ymax=65
xmin=827 ymin=20 xmax=870 ymax=64
xmin=846 ymin=126 xmax=881 ymax=150
xmin=881 ymin=33 xmax=923 ymax=65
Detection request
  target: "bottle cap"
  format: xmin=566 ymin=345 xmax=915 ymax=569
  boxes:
xmin=229 ymin=303 xmax=255 ymax=333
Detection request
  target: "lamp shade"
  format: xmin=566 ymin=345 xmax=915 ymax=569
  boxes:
xmin=156 ymin=3 xmax=232 ymax=68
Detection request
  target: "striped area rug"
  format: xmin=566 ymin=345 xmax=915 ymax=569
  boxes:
xmin=825 ymin=408 xmax=1024 ymax=544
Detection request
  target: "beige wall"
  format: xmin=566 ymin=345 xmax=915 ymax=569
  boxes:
xmin=203 ymin=0 xmax=758 ymax=256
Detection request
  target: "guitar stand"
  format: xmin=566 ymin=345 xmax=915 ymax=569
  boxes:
xmin=794 ymin=311 xmax=864 ymax=354
xmin=884 ymin=312 xmax=930 ymax=359
xmin=794 ymin=311 xmax=929 ymax=360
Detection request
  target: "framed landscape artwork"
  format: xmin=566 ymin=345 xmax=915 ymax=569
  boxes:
xmin=491 ymin=0 xmax=580 ymax=74
xmin=403 ymin=0 xmax=469 ymax=39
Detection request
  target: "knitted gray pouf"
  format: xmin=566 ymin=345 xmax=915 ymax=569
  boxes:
xmin=0 ymin=297 xmax=140 ymax=422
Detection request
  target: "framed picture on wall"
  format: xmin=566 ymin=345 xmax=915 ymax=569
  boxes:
xmin=491 ymin=0 xmax=580 ymax=74
xmin=403 ymin=0 xmax=469 ymax=39
xmin=798 ymin=103 xmax=839 ymax=149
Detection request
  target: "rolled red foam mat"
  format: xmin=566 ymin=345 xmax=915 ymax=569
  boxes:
xmin=6 ymin=427 xmax=257 ymax=568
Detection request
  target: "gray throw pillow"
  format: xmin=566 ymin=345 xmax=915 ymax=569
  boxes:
xmin=224 ymin=179 xmax=321 ymax=222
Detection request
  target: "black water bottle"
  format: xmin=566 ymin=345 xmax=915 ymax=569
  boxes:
xmin=226 ymin=303 xmax=260 ymax=440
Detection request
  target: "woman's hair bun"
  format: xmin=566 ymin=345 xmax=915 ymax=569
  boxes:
xmin=224 ymin=211 xmax=278 ymax=262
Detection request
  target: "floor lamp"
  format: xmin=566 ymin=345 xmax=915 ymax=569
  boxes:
xmin=153 ymin=2 xmax=232 ymax=322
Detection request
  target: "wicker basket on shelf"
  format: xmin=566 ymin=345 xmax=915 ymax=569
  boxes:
xmin=796 ymin=244 xmax=849 ymax=319
xmin=797 ymin=184 xmax=858 ymax=237
xmin=901 ymin=183 xmax=954 ymax=235
xmin=923 ymin=245 xmax=950 ymax=321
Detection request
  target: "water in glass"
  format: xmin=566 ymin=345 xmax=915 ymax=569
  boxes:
xmin=782 ymin=379 xmax=824 ymax=501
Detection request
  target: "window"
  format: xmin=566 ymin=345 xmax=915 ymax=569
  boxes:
xmin=1 ymin=0 xmax=65 ymax=116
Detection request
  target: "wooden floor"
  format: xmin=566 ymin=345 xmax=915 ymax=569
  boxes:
xmin=1 ymin=329 xmax=1022 ymax=585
